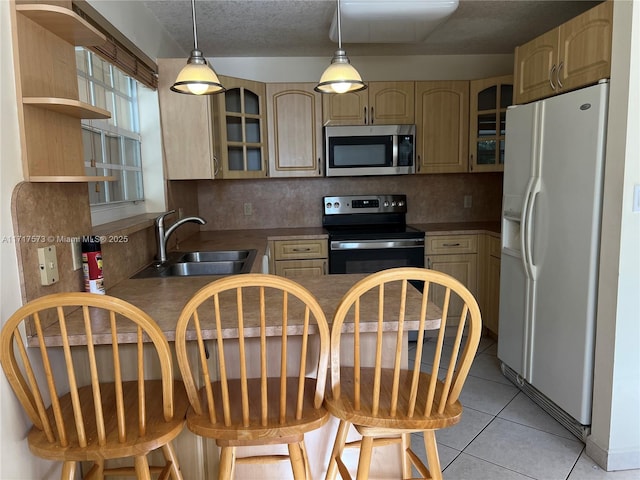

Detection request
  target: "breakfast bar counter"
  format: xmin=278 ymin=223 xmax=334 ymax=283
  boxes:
xmin=33 ymin=273 xmax=441 ymax=347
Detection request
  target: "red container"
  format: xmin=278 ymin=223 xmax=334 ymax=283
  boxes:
xmin=81 ymin=237 xmax=105 ymax=294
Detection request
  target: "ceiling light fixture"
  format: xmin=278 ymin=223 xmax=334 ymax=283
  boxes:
xmin=315 ymin=0 xmax=366 ymax=94
xmin=171 ymin=0 xmax=225 ymax=95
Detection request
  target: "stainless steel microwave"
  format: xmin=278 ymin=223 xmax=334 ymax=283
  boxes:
xmin=324 ymin=124 xmax=416 ymax=177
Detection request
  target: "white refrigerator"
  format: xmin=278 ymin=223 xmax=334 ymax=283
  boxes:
xmin=497 ymin=81 xmax=609 ymax=438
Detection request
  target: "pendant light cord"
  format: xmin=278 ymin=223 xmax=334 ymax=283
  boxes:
xmin=336 ymin=0 xmax=342 ymax=50
xmin=191 ymin=0 xmax=199 ymax=50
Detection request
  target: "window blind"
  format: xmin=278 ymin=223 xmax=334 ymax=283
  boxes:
xmin=72 ymin=0 xmax=158 ymax=89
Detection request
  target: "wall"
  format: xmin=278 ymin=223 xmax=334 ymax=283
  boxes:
xmin=0 ymin=1 xmax=59 ymax=478
xmin=0 ymin=2 xmax=182 ymax=478
xmin=588 ymin=0 xmax=640 ymax=470
xmin=195 ymin=174 xmax=503 ymax=231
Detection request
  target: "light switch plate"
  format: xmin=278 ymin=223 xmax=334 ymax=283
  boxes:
xmin=38 ymin=245 xmax=59 ymax=286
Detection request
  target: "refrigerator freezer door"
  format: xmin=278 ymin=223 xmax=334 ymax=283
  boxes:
xmin=498 ymin=102 xmax=540 ymax=378
xmin=498 ymin=253 xmax=530 ymax=377
xmin=529 ymin=83 xmax=608 ymax=425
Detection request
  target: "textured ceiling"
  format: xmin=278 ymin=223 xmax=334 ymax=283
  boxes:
xmin=142 ymin=0 xmax=603 ymax=57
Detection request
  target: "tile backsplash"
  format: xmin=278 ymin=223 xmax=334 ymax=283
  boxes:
xmin=10 ymin=174 xmax=502 ymax=303
xmin=196 ymin=173 xmax=503 ymax=230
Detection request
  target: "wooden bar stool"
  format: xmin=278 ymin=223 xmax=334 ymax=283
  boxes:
xmin=324 ymin=267 xmax=483 ymax=480
xmin=0 ymin=292 xmax=189 ymax=479
xmin=174 ymin=273 xmax=331 ymax=479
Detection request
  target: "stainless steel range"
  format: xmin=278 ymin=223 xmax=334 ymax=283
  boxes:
xmin=322 ymin=194 xmax=425 ymax=274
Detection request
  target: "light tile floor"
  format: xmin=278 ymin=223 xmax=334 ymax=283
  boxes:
xmin=407 ymin=337 xmax=640 ymax=480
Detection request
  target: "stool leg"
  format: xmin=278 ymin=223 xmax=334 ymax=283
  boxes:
xmin=288 ymin=442 xmax=306 ymax=480
xmin=401 ymin=433 xmax=412 ymax=479
xmin=162 ymin=441 xmax=184 ymax=480
xmin=325 ymin=420 xmax=349 ymax=480
xmin=218 ymin=446 xmax=236 ymax=480
xmin=355 ymin=436 xmax=374 ymax=480
xmin=61 ymin=461 xmax=77 ymax=480
xmin=423 ymin=430 xmax=442 ymax=480
xmin=134 ymin=455 xmax=152 ymax=480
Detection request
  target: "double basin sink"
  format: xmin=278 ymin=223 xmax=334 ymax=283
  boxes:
xmin=132 ymin=249 xmax=257 ymax=279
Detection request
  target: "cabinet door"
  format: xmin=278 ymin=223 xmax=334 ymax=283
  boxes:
xmin=322 ymin=88 xmax=368 ymax=125
xmin=485 ymin=253 xmax=501 ymax=335
xmin=426 ymin=253 xmax=478 ymax=324
xmin=266 ymin=83 xmax=323 ymax=177
xmin=558 ymin=0 xmax=612 ymax=93
xmin=216 ymin=76 xmax=268 ymax=179
xmin=368 ymin=81 xmax=415 ymax=125
xmin=158 ymin=59 xmax=217 ymax=179
xmin=469 ymin=75 xmax=513 ymax=173
xmin=513 ymin=28 xmax=559 ymax=105
xmin=415 ymin=81 xmax=469 ymax=174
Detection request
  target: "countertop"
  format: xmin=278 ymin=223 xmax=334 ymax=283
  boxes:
xmin=35 ymin=273 xmax=440 ymax=346
xmin=32 ymin=223 xmax=496 ymax=346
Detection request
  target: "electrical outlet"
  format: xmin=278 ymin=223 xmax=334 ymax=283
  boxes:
xmin=244 ymin=202 xmax=253 ymax=216
xmin=38 ymin=245 xmax=59 ymax=286
xmin=71 ymin=239 xmax=82 ymax=271
xmin=464 ymin=195 xmax=472 ymax=209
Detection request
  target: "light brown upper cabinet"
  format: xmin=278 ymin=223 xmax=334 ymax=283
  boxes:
xmin=11 ymin=2 xmax=112 ymax=182
xmin=157 ymin=59 xmax=219 ymax=180
xmin=415 ymin=81 xmax=469 ymax=174
xmin=322 ymin=81 xmax=415 ymax=126
xmin=214 ymin=76 xmax=268 ymax=179
xmin=513 ymin=0 xmax=613 ymax=105
xmin=266 ymin=83 xmax=323 ymax=177
xmin=469 ymin=75 xmax=513 ymax=173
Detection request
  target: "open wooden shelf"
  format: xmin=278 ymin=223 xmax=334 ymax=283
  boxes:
xmin=16 ymin=4 xmax=106 ymax=46
xmin=29 ymin=175 xmax=116 ymax=183
xmin=23 ymin=97 xmax=111 ymax=119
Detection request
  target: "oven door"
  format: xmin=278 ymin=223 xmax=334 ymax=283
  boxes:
xmin=329 ymin=238 xmax=425 ymax=274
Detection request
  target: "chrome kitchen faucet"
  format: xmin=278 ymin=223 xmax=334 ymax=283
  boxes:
xmin=155 ymin=210 xmax=206 ymax=263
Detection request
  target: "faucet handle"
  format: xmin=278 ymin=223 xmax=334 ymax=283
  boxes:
xmin=155 ymin=210 xmax=176 ymax=226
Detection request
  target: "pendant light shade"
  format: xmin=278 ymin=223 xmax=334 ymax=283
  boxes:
xmin=171 ymin=0 xmax=225 ymax=95
xmin=315 ymin=0 xmax=366 ymax=94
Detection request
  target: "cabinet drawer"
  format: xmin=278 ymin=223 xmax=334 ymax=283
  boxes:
xmin=426 ymin=235 xmax=477 ymax=255
xmin=275 ymin=259 xmax=327 ymax=278
xmin=488 ymin=235 xmax=501 ymax=258
xmin=273 ymin=239 xmax=328 ymax=260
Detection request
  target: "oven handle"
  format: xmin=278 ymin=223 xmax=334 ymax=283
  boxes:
xmin=330 ymin=238 xmax=425 ymax=250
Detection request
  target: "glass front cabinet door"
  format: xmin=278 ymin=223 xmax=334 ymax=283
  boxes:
xmin=469 ymin=75 xmax=513 ymax=173
xmin=216 ymin=76 xmax=268 ymax=179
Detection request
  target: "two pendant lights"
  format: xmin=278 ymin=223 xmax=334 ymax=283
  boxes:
xmin=170 ymin=0 xmax=366 ymax=96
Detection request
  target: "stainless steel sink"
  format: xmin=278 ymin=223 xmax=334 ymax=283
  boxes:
xmin=168 ymin=261 xmax=246 ymax=276
xmin=177 ymin=250 xmax=253 ymax=263
xmin=131 ymin=249 xmax=257 ymax=278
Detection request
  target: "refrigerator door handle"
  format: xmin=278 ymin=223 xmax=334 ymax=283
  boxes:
xmin=521 ymin=176 xmax=535 ymax=278
xmin=524 ymin=177 xmax=541 ymax=280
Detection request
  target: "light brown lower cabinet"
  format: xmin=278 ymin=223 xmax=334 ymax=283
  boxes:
xmin=426 ymin=234 xmax=478 ymax=324
xmin=270 ymin=238 xmax=328 ymax=277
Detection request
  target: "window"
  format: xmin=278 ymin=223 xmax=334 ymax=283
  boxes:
xmin=76 ymin=48 xmax=144 ymax=206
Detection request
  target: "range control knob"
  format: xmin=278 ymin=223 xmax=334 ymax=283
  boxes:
xmin=333 ymin=202 xmax=340 ymax=208
xmin=398 ymin=200 xmax=405 ymax=207
xmin=383 ymin=201 xmax=390 ymax=207
xmin=326 ymin=202 xmax=332 ymax=209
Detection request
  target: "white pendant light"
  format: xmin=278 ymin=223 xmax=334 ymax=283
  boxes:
xmin=315 ymin=0 xmax=366 ymax=94
xmin=171 ymin=0 xmax=225 ymax=95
